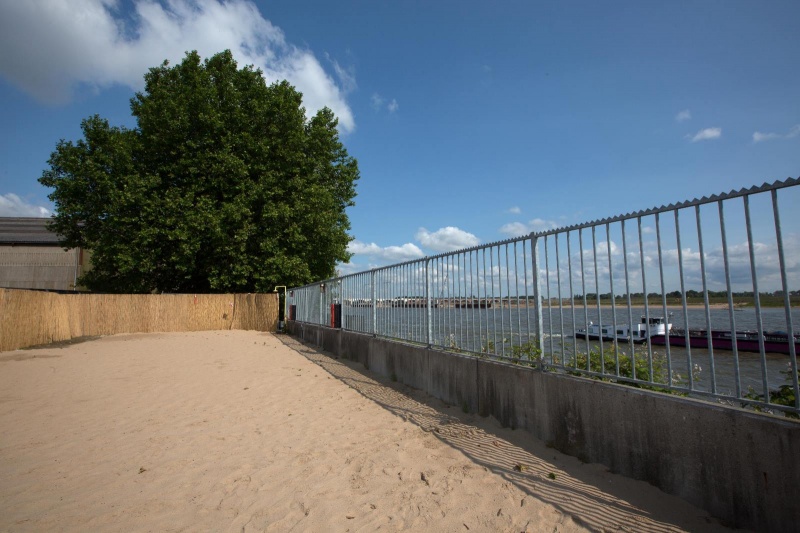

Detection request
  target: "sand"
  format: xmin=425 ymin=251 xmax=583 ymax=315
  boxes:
xmin=0 ymin=330 xmax=744 ymax=532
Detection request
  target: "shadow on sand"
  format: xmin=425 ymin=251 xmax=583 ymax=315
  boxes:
xmin=276 ymin=335 xmax=737 ymax=533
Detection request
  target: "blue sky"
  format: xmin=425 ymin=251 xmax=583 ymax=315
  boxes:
xmin=1 ymin=0 xmax=798 ymax=277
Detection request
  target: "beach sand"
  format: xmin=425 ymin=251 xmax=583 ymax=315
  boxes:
xmin=0 ymin=330 xmax=744 ymax=532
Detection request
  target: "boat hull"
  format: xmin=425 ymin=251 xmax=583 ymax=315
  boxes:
xmin=650 ymin=332 xmax=800 ymax=355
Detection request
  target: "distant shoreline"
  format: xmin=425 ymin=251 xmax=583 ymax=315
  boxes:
xmin=540 ymin=303 xmax=798 ymax=310
xmin=540 ymin=302 xmax=798 ymax=310
xmin=469 ymin=302 xmax=799 ymax=310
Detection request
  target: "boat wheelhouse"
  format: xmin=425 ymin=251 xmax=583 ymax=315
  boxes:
xmin=575 ymin=315 xmax=671 ymax=344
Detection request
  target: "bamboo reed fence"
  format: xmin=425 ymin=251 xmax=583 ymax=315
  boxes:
xmin=0 ymin=288 xmax=279 ymax=352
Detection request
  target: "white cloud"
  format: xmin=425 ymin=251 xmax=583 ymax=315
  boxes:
xmin=507 ymin=206 xmax=521 ymax=215
xmin=347 ymin=240 xmax=424 ymax=262
xmin=499 ymin=218 xmax=558 ymax=236
xmin=416 ymin=227 xmax=480 ymax=252
xmin=327 ymin=53 xmax=357 ymax=94
xmin=498 ymin=222 xmax=528 ymax=237
xmin=371 ymin=92 xmax=398 ymax=114
xmin=752 ymin=132 xmax=781 ymax=143
xmin=688 ymin=127 xmax=722 ymax=142
xmin=675 ymin=109 xmax=691 ymax=122
xmin=0 ymin=0 xmax=355 ymax=132
xmin=752 ymin=124 xmax=800 ymax=143
xmin=0 ymin=193 xmax=51 ymax=217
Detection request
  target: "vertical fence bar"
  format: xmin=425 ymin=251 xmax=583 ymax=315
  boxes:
xmin=674 ymin=210 xmax=693 ymax=390
xmin=420 ymin=261 xmax=425 ymax=343
xmin=744 ymin=195 xmax=769 ymax=401
xmin=531 ymin=235 xmax=544 ymax=360
xmin=426 ymin=259 xmax=432 ymax=346
xmin=514 ymin=241 xmax=522 ymax=356
xmin=621 ymin=219 xmax=636 ymax=378
xmin=718 ymin=201 xmax=740 ymax=397
xmin=476 ymin=251 xmax=483 ymax=352
xmin=447 ymin=254 xmax=453 ymax=348
xmin=655 ymin=213 xmax=672 ymax=386
xmin=637 ymin=216 xmax=654 ymax=382
xmin=579 ymin=229 xmax=590 ymax=365
xmin=556 ymin=234 xmax=565 ymax=363
xmin=505 ymin=244 xmax=513 ymax=356
xmin=497 ymin=246 xmax=505 ymax=359
xmin=340 ymin=276 xmax=346 ymax=331
xmin=523 ymin=238 xmax=533 ymax=359
xmin=567 ymin=231 xmax=578 ymax=363
xmin=490 ymin=246 xmax=497 ymax=354
xmin=695 ymin=204 xmax=717 ymax=394
xmin=591 ymin=226 xmax=603 ymax=372
xmin=461 ymin=252 xmax=466 ymax=349
xmin=544 ymin=236 xmax=554 ymax=362
xmin=606 ymin=223 xmax=619 ymax=375
xmin=771 ymin=189 xmax=799 ymax=408
xmin=470 ymin=250 xmax=476 ymax=352
xmin=482 ymin=249 xmax=489 ymax=353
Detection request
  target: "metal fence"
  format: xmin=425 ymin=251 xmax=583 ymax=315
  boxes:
xmin=289 ymin=178 xmax=800 ymax=417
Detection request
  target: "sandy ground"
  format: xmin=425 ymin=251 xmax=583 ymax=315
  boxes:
xmin=0 ymin=330 xmax=745 ymax=532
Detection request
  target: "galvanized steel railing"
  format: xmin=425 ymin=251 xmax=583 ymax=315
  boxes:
xmin=288 ymin=178 xmax=800 ymax=417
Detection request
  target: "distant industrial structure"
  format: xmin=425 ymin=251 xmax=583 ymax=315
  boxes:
xmin=0 ymin=217 xmax=90 ymax=291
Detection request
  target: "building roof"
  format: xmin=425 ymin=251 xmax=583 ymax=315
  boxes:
xmin=0 ymin=217 xmax=63 ymax=245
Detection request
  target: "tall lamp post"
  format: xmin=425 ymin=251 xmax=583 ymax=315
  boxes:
xmin=274 ymin=285 xmax=287 ymax=330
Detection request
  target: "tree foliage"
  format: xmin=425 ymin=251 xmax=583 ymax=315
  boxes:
xmin=40 ymin=50 xmax=358 ymax=293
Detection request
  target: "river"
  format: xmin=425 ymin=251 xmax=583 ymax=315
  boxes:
xmin=342 ymin=305 xmax=799 ymax=398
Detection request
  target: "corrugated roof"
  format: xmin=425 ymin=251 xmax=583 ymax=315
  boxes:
xmin=0 ymin=217 xmax=63 ymax=245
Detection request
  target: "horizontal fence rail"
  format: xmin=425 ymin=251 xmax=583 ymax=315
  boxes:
xmin=289 ymin=177 xmax=800 ymax=417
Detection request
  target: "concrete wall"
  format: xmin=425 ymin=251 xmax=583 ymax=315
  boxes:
xmin=288 ymin=322 xmax=800 ymax=533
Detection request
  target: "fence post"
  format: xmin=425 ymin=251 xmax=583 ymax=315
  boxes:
xmin=426 ymin=258 xmax=432 ymax=347
xmin=340 ymin=278 xmax=345 ymax=330
xmin=371 ymin=270 xmax=376 ymax=336
xmin=320 ymin=284 xmax=324 ymax=327
xmin=530 ymin=234 xmax=544 ymax=360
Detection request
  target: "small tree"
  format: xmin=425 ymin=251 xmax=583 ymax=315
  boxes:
xmin=40 ymin=50 xmax=358 ymax=293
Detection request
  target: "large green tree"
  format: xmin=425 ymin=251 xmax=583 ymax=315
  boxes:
xmin=40 ymin=50 xmax=358 ymax=293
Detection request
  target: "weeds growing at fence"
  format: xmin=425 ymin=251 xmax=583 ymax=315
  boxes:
xmin=449 ymin=336 xmax=702 ymax=396
xmin=744 ymin=362 xmax=799 ymax=419
xmin=549 ymin=344 xmax=700 ymax=395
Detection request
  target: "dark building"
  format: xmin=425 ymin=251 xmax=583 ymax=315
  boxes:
xmin=0 ymin=217 xmax=90 ymax=291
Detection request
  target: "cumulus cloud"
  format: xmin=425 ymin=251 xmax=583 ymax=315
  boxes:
xmin=499 ymin=218 xmax=558 ymax=237
xmin=347 ymin=240 xmax=424 ymax=262
xmin=416 ymin=227 xmax=480 ymax=252
xmin=0 ymin=0 xmax=355 ymax=132
xmin=507 ymin=206 xmax=521 ymax=215
xmin=0 ymin=193 xmax=51 ymax=217
xmin=336 ymin=260 xmax=379 ymax=276
xmin=387 ymin=98 xmax=399 ymax=113
xmin=688 ymin=127 xmax=722 ymax=142
xmin=753 ymin=124 xmax=800 ymax=143
xmin=675 ymin=109 xmax=691 ymax=122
